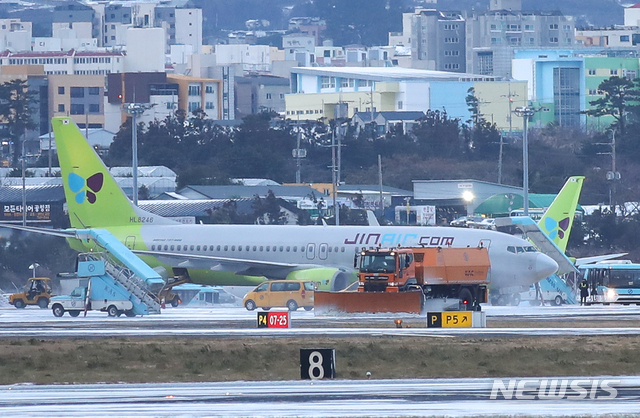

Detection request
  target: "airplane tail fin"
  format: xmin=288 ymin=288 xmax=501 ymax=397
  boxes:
xmin=52 ymin=117 xmax=176 ymax=228
xmin=538 ymin=176 xmax=585 ymax=253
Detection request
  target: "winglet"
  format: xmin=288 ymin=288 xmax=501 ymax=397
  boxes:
xmin=52 ymin=117 xmax=176 ymax=228
xmin=538 ymin=176 xmax=585 ymax=253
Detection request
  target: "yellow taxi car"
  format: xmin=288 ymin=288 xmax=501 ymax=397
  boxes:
xmin=243 ymin=280 xmax=315 ymax=311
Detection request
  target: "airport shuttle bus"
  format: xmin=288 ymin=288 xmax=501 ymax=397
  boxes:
xmin=579 ymin=261 xmax=640 ymax=305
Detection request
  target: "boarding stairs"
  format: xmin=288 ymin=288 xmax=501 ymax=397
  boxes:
xmin=74 ymin=229 xmax=166 ymax=315
xmin=80 ymin=252 xmax=162 ymax=314
xmin=541 ymin=273 xmax=577 ymax=305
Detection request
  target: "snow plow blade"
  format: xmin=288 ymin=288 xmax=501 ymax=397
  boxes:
xmin=314 ymin=291 xmax=423 ymax=315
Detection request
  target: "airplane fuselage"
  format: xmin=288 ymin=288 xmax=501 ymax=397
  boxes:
xmin=92 ymin=223 xmax=558 ymax=291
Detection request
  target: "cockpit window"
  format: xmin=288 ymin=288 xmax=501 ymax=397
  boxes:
xmin=516 ymin=247 xmax=524 ymax=253
xmin=525 ymin=246 xmax=537 ymax=252
xmin=507 ymin=246 xmax=516 ymax=253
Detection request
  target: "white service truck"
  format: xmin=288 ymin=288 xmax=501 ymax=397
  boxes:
xmin=50 ymin=284 xmax=135 ymax=317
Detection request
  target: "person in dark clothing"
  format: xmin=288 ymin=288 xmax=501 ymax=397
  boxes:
xmin=591 ymin=282 xmax=598 ymax=302
xmin=579 ymin=279 xmax=589 ymax=306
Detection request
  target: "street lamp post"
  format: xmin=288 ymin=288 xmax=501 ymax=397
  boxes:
xmin=513 ymin=106 xmax=536 ymax=217
xmin=123 ymin=103 xmax=152 ymax=206
xmin=29 ymin=263 xmax=39 ymax=279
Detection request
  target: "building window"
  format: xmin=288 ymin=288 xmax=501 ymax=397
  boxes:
xmin=88 ymin=87 xmax=100 ymax=95
xmin=266 ymin=93 xmax=272 ymax=100
xmin=70 ymin=104 xmax=84 ymax=115
xmin=588 ymin=69 xmax=596 ymax=75
xmin=58 ymin=86 xmax=65 ymax=94
xmin=444 ymin=63 xmax=460 ymax=70
xmin=321 ymin=76 xmax=336 ymax=89
xmin=524 ymin=24 xmax=534 ymax=31
xmin=188 ymin=85 xmax=201 ymax=96
xmin=549 ymin=37 xmax=558 ymax=43
xmin=88 ymin=104 xmax=100 ymax=113
xmin=491 ymin=37 xmax=502 ymax=45
xmin=563 ymin=25 xmax=571 ymax=31
xmin=549 ymin=24 xmax=558 ymax=30
xmin=205 ymin=85 xmax=214 ymax=93
xmin=490 ymin=24 xmax=498 ymax=30
xmin=611 ymin=69 xmax=618 ymax=75
xmin=70 ymin=87 xmax=84 ymax=98
xmin=188 ymin=101 xmax=200 ymax=111
xmin=398 ymin=100 xmax=403 ymax=109
xmin=621 ymin=35 xmax=630 ymax=42
xmin=205 ymin=102 xmax=214 ymax=109
xmin=340 ymin=78 xmax=354 ymax=88
xmin=506 ymin=24 xmax=521 ymax=31
xmin=589 ymin=89 xmax=597 ymax=95
xmin=444 ymin=37 xmax=459 ymax=43
xmin=58 ymin=104 xmax=65 ymax=112
xmin=279 ymin=93 xmax=284 ymax=99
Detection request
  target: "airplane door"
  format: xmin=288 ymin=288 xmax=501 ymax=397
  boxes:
xmin=125 ymin=236 xmax=136 ymax=250
xmin=318 ymin=243 xmax=328 ymax=260
xmin=479 ymin=239 xmax=492 ymax=282
xmin=306 ymin=243 xmax=316 ymax=260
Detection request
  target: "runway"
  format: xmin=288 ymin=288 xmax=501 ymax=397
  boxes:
xmin=2 ymin=376 xmax=640 ymax=417
xmin=1 ymin=304 xmax=640 ymax=338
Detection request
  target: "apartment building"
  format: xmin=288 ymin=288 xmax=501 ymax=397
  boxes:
xmin=388 ymin=9 xmax=466 ymax=72
xmin=0 ymin=50 xmax=125 ymax=75
xmin=0 ymin=18 xmax=32 ymax=52
xmin=48 ymin=74 xmax=106 ymax=129
xmin=106 ymin=72 xmax=222 ymax=127
xmin=466 ymin=0 xmax=575 ymax=78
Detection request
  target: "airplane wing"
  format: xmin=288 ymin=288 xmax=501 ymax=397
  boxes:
xmin=575 ymin=253 xmax=628 ymax=266
xmin=494 ymin=216 xmax=578 ymax=275
xmin=0 ymin=223 xmax=77 ymax=238
xmin=133 ymin=250 xmax=332 ymax=279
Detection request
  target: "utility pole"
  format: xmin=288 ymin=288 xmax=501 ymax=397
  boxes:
xmin=513 ymin=106 xmax=536 ymax=216
xmin=597 ymin=129 xmax=620 ymax=208
xmin=123 ymin=103 xmax=153 ymax=206
xmin=499 ymin=85 xmax=518 ymax=185
xmin=295 ymin=116 xmax=301 ymax=183
xmin=378 ymin=154 xmax=384 ymax=219
xmin=497 ymin=133 xmax=504 ymax=184
xmin=331 ymin=127 xmax=338 ymax=225
xmin=21 ymin=135 xmax=26 ymax=226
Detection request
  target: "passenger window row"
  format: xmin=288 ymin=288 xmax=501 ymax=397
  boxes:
xmin=150 ymin=244 xmax=348 ymax=253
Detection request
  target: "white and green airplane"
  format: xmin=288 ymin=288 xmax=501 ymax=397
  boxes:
xmin=9 ymin=117 xmax=558 ymax=292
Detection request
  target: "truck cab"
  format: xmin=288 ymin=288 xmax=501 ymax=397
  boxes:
xmin=50 ymin=286 xmax=87 ymax=317
xmin=358 ymin=249 xmax=415 ymax=292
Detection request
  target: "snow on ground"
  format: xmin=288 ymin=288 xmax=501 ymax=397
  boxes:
xmin=1 ymin=376 xmax=640 ymax=417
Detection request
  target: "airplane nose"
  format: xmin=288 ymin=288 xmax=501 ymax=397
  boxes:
xmin=535 ymin=253 xmax=558 ymax=278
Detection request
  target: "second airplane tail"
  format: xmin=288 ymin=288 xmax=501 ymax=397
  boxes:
xmin=538 ymin=176 xmax=585 ymax=253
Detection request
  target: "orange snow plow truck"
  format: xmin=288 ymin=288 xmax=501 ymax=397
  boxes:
xmin=314 ymin=246 xmax=490 ymax=314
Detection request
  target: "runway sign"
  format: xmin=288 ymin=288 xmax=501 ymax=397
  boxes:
xmin=300 ymin=348 xmax=336 ymax=380
xmin=427 ymin=311 xmax=477 ymax=328
xmin=257 ymin=311 xmax=290 ymax=328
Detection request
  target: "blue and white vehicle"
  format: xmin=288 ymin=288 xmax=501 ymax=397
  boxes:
xmin=520 ymin=273 xmax=576 ymax=306
xmin=579 ymin=261 xmax=640 ymax=305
